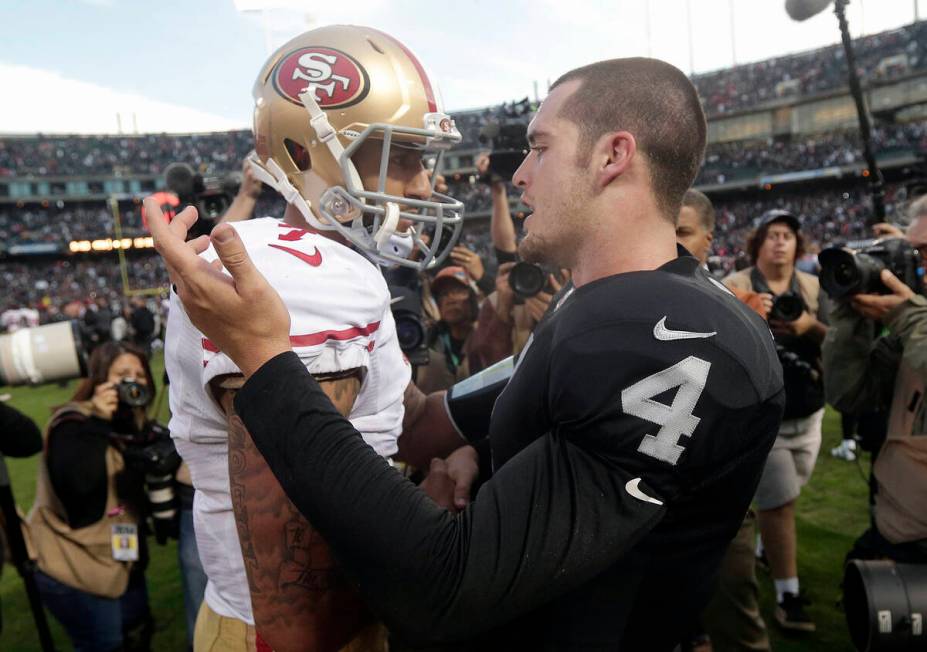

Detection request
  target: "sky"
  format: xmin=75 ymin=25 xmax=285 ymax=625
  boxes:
xmin=0 ymin=0 xmax=923 ymax=134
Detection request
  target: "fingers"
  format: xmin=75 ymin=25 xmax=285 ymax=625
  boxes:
xmin=880 ymin=269 xmax=909 ymax=295
xmin=548 ymin=274 xmax=562 ymax=293
xmin=146 ymin=197 xmax=201 ymax=279
xmin=851 ymin=294 xmax=880 ymax=309
xmin=168 ymin=205 xmax=200 ymax=238
xmin=189 ymin=234 xmax=211 ymax=255
xmin=452 ymin=469 xmax=474 ymax=509
xmin=872 ymin=222 xmax=904 ymax=238
xmin=209 ymin=224 xmax=264 ymax=295
xmin=420 ymin=458 xmax=456 ymax=511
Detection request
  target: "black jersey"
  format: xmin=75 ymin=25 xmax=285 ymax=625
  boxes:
xmin=484 ymin=253 xmax=783 ymax=648
xmin=236 ymin=252 xmax=784 ymax=651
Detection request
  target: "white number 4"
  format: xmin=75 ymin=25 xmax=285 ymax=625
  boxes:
xmin=620 ymin=356 xmax=711 ymax=466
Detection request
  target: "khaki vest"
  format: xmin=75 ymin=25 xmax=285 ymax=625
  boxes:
xmin=875 ymin=359 xmax=927 ymax=543
xmin=722 ymin=267 xmax=822 ymax=318
xmin=26 ymin=402 xmax=139 ymax=598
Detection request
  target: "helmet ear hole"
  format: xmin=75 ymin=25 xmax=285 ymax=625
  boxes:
xmin=284 ymin=138 xmax=312 ymax=172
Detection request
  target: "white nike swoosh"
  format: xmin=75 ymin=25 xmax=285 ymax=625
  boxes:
xmin=625 ymin=478 xmax=664 ymax=506
xmin=653 ymin=316 xmax=716 ymax=341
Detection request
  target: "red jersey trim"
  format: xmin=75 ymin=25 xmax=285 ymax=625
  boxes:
xmin=202 ymin=321 xmax=380 ymax=354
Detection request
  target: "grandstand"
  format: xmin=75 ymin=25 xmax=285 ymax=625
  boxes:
xmin=2 ymin=19 xmax=927 ymax=319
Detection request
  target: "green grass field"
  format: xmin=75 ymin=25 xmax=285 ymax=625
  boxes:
xmin=0 ymin=353 xmax=870 ymax=651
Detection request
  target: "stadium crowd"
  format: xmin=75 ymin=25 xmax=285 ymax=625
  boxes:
xmin=2 ymin=21 xmax=927 ymax=652
xmin=691 ymin=19 xmax=927 ymax=115
xmin=0 ymin=179 xmax=913 ymax=317
xmin=2 ymin=21 xmax=926 ymax=179
xmin=697 ymin=119 xmax=927 ymax=185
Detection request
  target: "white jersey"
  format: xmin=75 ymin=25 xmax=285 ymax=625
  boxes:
xmin=165 ymin=217 xmax=409 ymax=624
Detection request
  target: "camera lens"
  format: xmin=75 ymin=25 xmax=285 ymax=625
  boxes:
xmin=771 ymin=294 xmax=805 ymax=322
xmin=394 ymin=312 xmax=425 ymax=352
xmin=834 ymin=260 xmax=858 ymax=288
xmin=509 ymin=262 xmax=546 ymax=299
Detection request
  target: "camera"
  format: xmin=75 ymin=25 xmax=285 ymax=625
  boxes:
xmin=769 ymin=293 xmax=806 ymax=322
xmin=0 ymin=321 xmax=88 ymax=387
xmin=117 ymin=423 xmax=181 ymax=545
xmin=387 ymin=284 xmax=429 ymax=367
xmin=819 ymin=237 xmax=923 ymax=299
xmin=164 ymin=162 xmax=240 ymax=238
xmin=116 ymin=380 xmax=151 ymax=408
xmin=509 ymin=261 xmax=558 ymax=301
xmin=478 ymin=98 xmax=533 ymax=182
xmin=776 ymin=344 xmax=816 ymax=380
xmin=844 ymin=560 xmax=927 ymax=652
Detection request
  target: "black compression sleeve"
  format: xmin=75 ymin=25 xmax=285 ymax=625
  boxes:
xmin=236 ymin=352 xmax=667 ymax=643
xmin=46 ymin=418 xmax=110 ymax=529
xmin=0 ymin=402 xmax=42 ymax=458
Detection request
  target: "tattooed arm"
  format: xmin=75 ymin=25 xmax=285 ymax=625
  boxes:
xmin=216 ymin=371 xmax=369 ymax=652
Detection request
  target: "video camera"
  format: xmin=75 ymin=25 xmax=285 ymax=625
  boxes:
xmin=819 ymin=237 xmax=923 ymax=299
xmin=164 ymin=162 xmax=241 ymax=238
xmin=478 ymin=98 xmax=534 ymax=183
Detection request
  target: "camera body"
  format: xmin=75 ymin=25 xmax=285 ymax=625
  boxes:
xmin=819 ymin=237 xmax=923 ymax=299
xmin=117 ymin=422 xmax=181 ymax=544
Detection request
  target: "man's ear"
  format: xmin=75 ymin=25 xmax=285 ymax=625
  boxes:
xmin=598 ymin=131 xmax=636 ymax=187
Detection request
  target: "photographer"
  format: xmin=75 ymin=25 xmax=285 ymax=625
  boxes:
xmin=723 ymin=210 xmax=828 ymax=633
xmin=416 ymin=267 xmax=479 ymax=394
xmin=466 ymin=153 xmax=562 ymax=369
xmin=27 ymin=342 xmax=171 ymax=652
xmin=824 ymin=196 xmax=927 ymax=564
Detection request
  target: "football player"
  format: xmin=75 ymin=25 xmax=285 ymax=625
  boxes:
xmin=164 ymin=25 xmax=471 ymax=652
xmin=155 ymin=58 xmax=785 ymax=650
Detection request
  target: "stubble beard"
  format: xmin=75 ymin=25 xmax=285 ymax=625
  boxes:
xmin=518 ymin=174 xmax=588 ymax=269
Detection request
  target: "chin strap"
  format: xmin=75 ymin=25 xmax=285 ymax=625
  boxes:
xmin=298 ymin=89 xmax=365 ymax=197
xmin=245 ymin=153 xmax=326 ymax=230
xmin=374 ymin=202 xmax=401 ymax=251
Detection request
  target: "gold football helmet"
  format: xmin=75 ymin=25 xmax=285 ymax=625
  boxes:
xmin=248 ymin=24 xmax=464 ymax=270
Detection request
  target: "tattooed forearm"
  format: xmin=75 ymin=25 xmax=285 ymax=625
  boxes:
xmin=220 ymin=371 xmax=369 ymax=652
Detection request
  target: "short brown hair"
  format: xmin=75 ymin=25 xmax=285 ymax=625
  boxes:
xmin=551 ymin=58 xmax=707 ymax=220
xmin=681 ymin=189 xmax=715 ymax=232
xmin=747 ymin=221 xmax=805 ymax=266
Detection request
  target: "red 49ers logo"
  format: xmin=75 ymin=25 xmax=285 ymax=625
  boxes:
xmin=273 ymin=47 xmax=370 ymax=109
